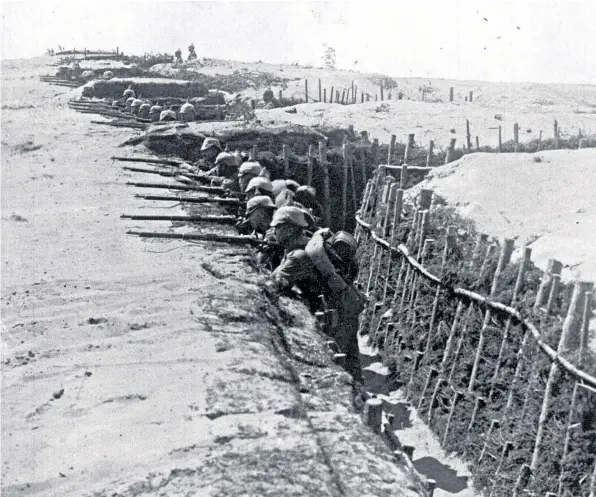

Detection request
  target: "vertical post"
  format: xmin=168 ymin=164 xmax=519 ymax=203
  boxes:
xmin=353 ymin=83 xmax=357 ymax=103
xmin=380 ymin=80 xmax=384 ymax=101
xmin=469 ymin=90 xmax=473 ymax=102
xmin=514 ymin=122 xmax=519 ymax=152
xmin=318 ymin=79 xmax=322 ymax=102
xmin=341 ymin=143 xmax=349 ymax=230
xmin=466 ymin=119 xmax=472 ymax=152
xmin=468 ymin=239 xmax=515 ymax=392
xmin=449 ymin=87 xmax=454 ymax=102
xmin=554 ymin=119 xmax=559 ymax=149
xmin=363 ymin=398 xmax=383 ymax=434
xmin=116 ymin=46 xmax=119 ymax=55
xmin=250 ymin=145 xmax=257 ymax=161
xmin=445 ymin=138 xmax=456 ymax=164
xmin=282 ymin=144 xmax=290 ymax=178
xmin=323 ymin=88 xmax=326 ymax=103
xmin=475 ymin=136 xmax=480 ymax=150
xmin=341 ymin=90 xmax=346 ymax=105
xmin=361 ymin=92 xmax=365 ymax=103
xmin=400 ymin=164 xmax=408 ymax=189
xmin=388 ymin=134 xmax=396 ymax=165
xmin=404 ymin=133 xmax=415 ymax=163
xmin=305 ymin=79 xmax=308 ymax=103
xmin=279 ymin=89 xmax=283 ymax=104
xmin=372 ymin=138 xmax=379 ymax=165
xmin=306 ymin=145 xmax=314 ymax=186
xmin=319 ymin=141 xmax=331 ymax=227
xmin=535 ymin=259 xmax=564 ymax=308
xmin=330 ymin=86 xmax=334 ymax=104
xmin=426 ymin=140 xmax=434 ymax=167
xmin=498 ymin=126 xmax=502 ymax=152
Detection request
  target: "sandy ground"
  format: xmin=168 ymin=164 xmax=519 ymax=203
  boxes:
xmin=2 ymin=57 xmax=426 ymax=497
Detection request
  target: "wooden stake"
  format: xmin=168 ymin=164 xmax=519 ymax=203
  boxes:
xmin=475 ymin=136 xmax=480 ymax=150
xmin=323 ymin=88 xmax=326 ymax=103
xmin=426 ymin=140 xmax=434 ymax=167
xmin=449 ymin=87 xmax=454 ymax=102
xmin=514 ymin=122 xmax=519 ymax=152
xmin=498 ymin=126 xmax=502 ymax=153
xmin=537 ymin=130 xmax=542 ymax=151
xmin=318 ymin=79 xmax=322 ymax=102
xmin=330 ymin=86 xmax=334 ymax=103
xmin=560 ymin=281 xmax=594 ymax=352
xmin=372 ymin=138 xmax=379 ymax=165
xmin=380 ymin=80 xmax=384 ymax=101
xmin=305 ymin=79 xmax=308 ymax=102
xmin=442 ymin=390 xmax=464 ymax=444
xmin=348 ymin=146 xmax=358 ymax=216
xmin=488 ymin=246 xmax=532 ymax=401
xmin=400 ymin=164 xmax=409 ymax=189
xmin=251 ymin=145 xmax=257 ymax=161
xmin=341 ymin=143 xmax=349 ymax=229
xmin=282 ymin=144 xmax=290 ymax=177
xmin=306 ymin=144 xmax=314 ymax=186
xmin=554 ymin=119 xmax=559 ymax=148
xmin=363 ymin=398 xmax=383 ymax=433
xmin=388 ymin=134 xmax=396 ymax=165
xmin=466 ymin=119 xmax=472 ymax=152
xmin=469 ymin=90 xmax=473 ymax=102
xmin=535 ymin=259 xmax=564 ymax=308
xmin=279 ymin=89 xmax=283 ymax=103
xmin=319 ymin=141 xmax=331 ymax=227
xmin=404 ymin=134 xmax=415 ymax=162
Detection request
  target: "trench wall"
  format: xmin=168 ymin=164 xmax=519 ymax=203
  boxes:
xmin=354 ymin=165 xmax=596 ymax=497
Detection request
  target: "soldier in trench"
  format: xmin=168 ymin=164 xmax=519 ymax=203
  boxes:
xmin=268 ymin=213 xmax=364 ymax=385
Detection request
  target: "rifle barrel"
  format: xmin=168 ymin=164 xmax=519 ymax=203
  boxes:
xmin=121 ymin=214 xmax=237 ymax=223
xmin=134 ymin=194 xmax=242 ymax=205
xmin=123 ymin=166 xmax=175 ymax=176
xmin=113 ymin=156 xmax=183 ymax=166
xmin=125 ymin=182 xmax=225 ymax=194
xmin=122 ymin=166 xmax=221 ymax=184
xmin=127 ymin=230 xmax=263 ymax=247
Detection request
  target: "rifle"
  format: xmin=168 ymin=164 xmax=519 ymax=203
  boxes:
xmin=134 ymin=194 xmax=243 ymax=206
xmin=122 ymin=166 xmax=224 ymax=185
xmin=112 ymin=156 xmax=184 ymax=167
xmin=121 ymin=214 xmax=238 ymax=224
xmin=125 ymin=181 xmax=228 ymax=195
xmin=127 ymin=230 xmax=271 ymax=249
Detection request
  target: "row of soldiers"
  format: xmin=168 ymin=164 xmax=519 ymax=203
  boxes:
xmin=190 ymin=137 xmax=366 ymax=386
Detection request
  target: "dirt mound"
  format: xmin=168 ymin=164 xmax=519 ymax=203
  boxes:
xmin=82 ymin=77 xmax=209 ymax=99
xmin=408 ymin=149 xmax=596 ymax=285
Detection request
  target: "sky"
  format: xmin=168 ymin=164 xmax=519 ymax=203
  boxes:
xmin=1 ymin=0 xmax=595 ymax=85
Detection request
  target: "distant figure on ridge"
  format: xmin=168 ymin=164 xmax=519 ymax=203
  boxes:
xmin=187 ymin=43 xmax=197 ymax=62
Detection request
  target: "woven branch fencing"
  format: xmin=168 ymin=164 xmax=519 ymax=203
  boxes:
xmin=354 ymin=164 xmax=596 ymax=497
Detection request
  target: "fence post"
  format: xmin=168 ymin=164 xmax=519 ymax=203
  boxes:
xmin=498 ymin=126 xmax=502 ymax=152
xmin=488 ymin=246 xmax=532 ymax=401
xmin=307 ymin=144 xmax=314 ymax=186
xmin=537 ymin=130 xmax=542 ymax=151
xmin=445 ymin=138 xmax=456 ymax=164
xmin=535 ymin=259 xmax=564 ymax=308
xmin=468 ymin=239 xmax=515 ymax=393
xmin=388 ymin=134 xmax=396 ymax=165
xmin=404 ymin=134 xmax=415 ymax=163
xmin=554 ymin=119 xmax=559 ymax=149
xmin=466 ymin=119 xmax=472 ymax=152
xmin=469 ymin=90 xmax=473 ymax=102
xmin=250 ymin=145 xmax=257 ymax=161
xmin=305 ymin=79 xmax=308 ymax=103
xmin=380 ymin=81 xmax=384 ymax=101
xmin=426 ymin=140 xmax=434 ymax=167
xmin=330 ymin=86 xmax=334 ymax=103
xmin=475 ymin=136 xmax=480 ymax=150
xmin=319 ymin=141 xmax=331 ymax=227
xmin=318 ymin=79 xmax=322 ymax=102
xmin=323 ymin=88 xmax=326 ymax=103
xmin=282 ymin=144 xmax=290 ymax=177
xmin=449 ymin=87 xmax=454 ymax=102
xmin=514 ymin=122 xmax=519 ymax=152
xmin=341 ymin=143 xmax=349 ymax=230
xmin=372 ymin=138 xmax=379 ymax=165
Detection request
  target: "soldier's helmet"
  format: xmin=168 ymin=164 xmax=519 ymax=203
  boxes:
xmin=245 ymin=177 xmax=273 ymax=195
xmin=331 ymin=231 xmax=358 ymax=259
xmin=201 ymin=137 xmax=222 ymax=152
xmin=131 ymin=98 xmax=143 ymax=108
xmin=270 ymin=206 xmax=309 ymax=228
xmin=245 ymin=195 xmax=275 ymax=216
xmin=180 ymin=102 xmax=195 ymax=114
xmin=215 ymin=152 xmax=240 ymax=167
xmin=238 ymin=162 xmax=262 ymax=178
xmin=123 ymin=86 xmax=135 ymax=98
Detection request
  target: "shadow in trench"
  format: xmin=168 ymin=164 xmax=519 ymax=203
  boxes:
xmin=412 ymin=456 xmax=469 ymax=494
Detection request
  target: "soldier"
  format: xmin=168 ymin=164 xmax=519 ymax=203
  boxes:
xmin=272 ymin=225 xmax=364 ymax=384
xmin=268 ymin=206 xmax=322 ymax=308
xmin=180 ymin=101 xmax=195 ymax=122
xmin=159 ymin=107 xmax=177 ymax=121
xmin=237 ymin=162 xmax=262 ymax=192
xmin=236 ymin=195 xmax=276 ymax=236
xmin=187 ymin=43 xmax=198 ymax=61
xmin=200 ymin=137 xmax=223 ymax=166
xmin=294 ymin=185 xmax=323 ymax=220
xmin=123 ymin=85 xmax=135 ymax=99
xmin=175 ymin=48 xmax=183 ymax=65
xmin=244 ymin=177 xmax=274 ymax=200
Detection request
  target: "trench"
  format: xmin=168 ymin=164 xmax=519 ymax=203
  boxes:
xmin=63 ymin=77 xmax=596 ymax=497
